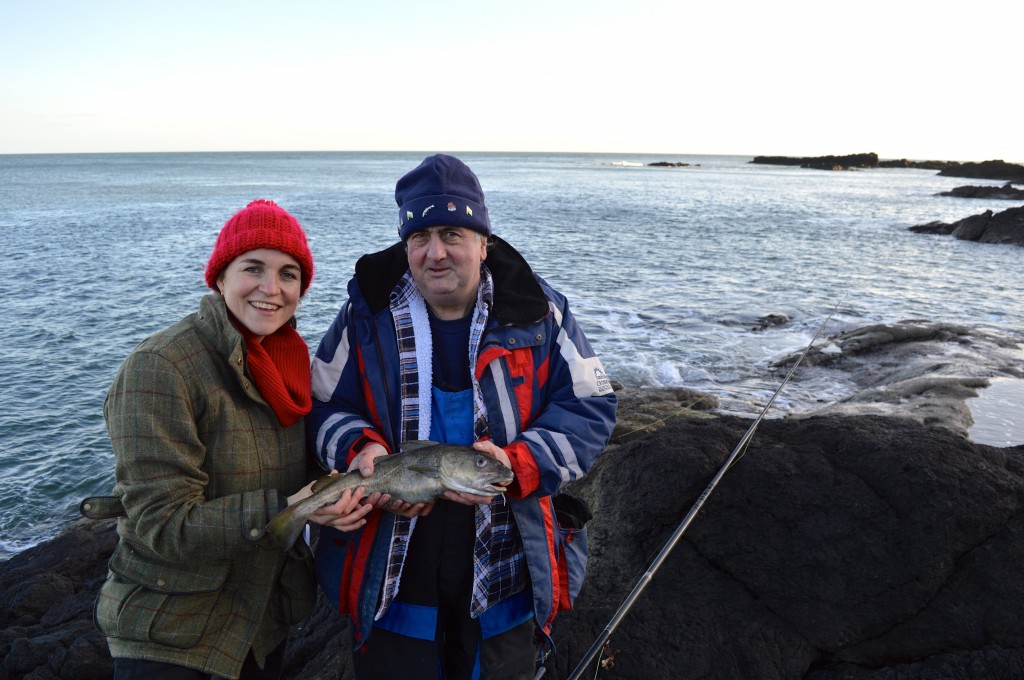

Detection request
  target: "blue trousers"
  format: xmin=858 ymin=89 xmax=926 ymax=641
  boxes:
xmin=353 ymin=500 xmax=537 ymax=680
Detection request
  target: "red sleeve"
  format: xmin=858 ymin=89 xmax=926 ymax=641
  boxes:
xmin=346 ymin=429 xmax=391 ymax=469
xmin=503 ymin=440 xmax=540 ymax=498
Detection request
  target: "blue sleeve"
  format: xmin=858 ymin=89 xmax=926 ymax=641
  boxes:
xmin=307 ymin=300 xmax=381 ymax=472
xmin=516 ymin=284 xmax=617 ymax=496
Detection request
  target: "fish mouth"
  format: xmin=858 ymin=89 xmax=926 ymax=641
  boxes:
xmin=448 ymin=481 xmax=508 ymax=496
xmin=446 ymin=471 xmax=514 ymax=496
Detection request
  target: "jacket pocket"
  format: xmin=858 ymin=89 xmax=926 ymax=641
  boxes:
xmin=553 ymin=494 xmax=592 ymax=611
xmin=95 ymin=543 xmax=230 ymax=649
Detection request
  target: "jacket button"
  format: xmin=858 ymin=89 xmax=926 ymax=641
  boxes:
xmin=508 ymin=338 xmax=516 ymax=345
xmin=156 ymin=578 xmax=166 ymax=587
xmin=250 ymin=528 xmax=261 ymax=538
xmin=536 ymin=334 xmax=543 ymax=341
xmin=236 ymin=358 xmax=243 ymax=366
xmin=83 ymin=503 xmax=92 ymax=512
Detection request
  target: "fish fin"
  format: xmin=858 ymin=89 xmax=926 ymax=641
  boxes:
xmin=407 ymin=462 xmax=441 ymax=474
xmin=401 ymin=439 xmax=440 ymax=453
xmin=310 ymin=472 xmax=345 ymax=494
xmin=266 ymin=505 xmax=306 ymax=551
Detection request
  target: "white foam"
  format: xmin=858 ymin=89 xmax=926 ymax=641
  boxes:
xmin=967 ymin=377 xmax=1024 ymax=447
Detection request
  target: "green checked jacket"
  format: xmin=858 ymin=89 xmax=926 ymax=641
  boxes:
xmin=95 ymin=294 xmax=316 ymax=679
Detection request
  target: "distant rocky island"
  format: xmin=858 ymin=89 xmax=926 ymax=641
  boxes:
xmin=751 ymin=153 xmax=1024 ymax=181
xmin=647 ymin=161 xmax=697 ymax=168
xmin=751 ymin=152 xmax=884 ymax=170
xmin=938 ymin=160 xmax=1024 ymax=182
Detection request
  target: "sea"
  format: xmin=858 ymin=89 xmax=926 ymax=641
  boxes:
xmin=2 ymin=151 xmax=1023 ymax=561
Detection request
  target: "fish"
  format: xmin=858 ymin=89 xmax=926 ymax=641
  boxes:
xmin=266 ymin=440 xmax=514 ymax=550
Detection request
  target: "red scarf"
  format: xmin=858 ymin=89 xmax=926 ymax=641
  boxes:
xmin=231 ymin=317 xmax=312 ymax=428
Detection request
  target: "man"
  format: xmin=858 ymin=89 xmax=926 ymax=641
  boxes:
xmin=309 ymin=154 xmax=616 ymax=679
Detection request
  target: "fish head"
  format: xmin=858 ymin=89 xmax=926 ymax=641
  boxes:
xmin=439 ymin=450 xmax=515 ymax=496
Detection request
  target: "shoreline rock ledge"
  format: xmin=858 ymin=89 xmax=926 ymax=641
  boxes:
xmin=2 ymin=387 xmax=1023 ymax=680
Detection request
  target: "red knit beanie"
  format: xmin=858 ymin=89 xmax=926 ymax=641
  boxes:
xmin=205 ymin=199 xmax=315 ymax=295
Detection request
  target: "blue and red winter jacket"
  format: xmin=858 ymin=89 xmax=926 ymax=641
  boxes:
xmin=307 ymin=235 xmax=617 ymax=649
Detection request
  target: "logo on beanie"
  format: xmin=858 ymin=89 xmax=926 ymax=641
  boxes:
xmin=466 ymin=206 xmax=473 ymax=216
xmin=422 ymin=205 xmax=434 ymax=217
xmin=447 ymin=202 xmax=456 ymax=212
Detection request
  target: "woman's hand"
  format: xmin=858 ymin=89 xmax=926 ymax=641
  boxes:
xmin=307 ymin=486 xmax=377 ymax=532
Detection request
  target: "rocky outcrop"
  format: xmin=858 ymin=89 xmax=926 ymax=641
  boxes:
xmin=2 ymin=388 xmax=1022 ymax=680
xmin=938 ymin=183 xmax=1024 ymax=200
xmin=751 ymin=153 xmax=879 ymax=170
xmin=938 ymin=160 xmax=1024 ymax=183
xmin=647 ymin=161 xmax=695 ymax=168
xmin=910 ymin=205 xmax=1024 ymax=246
xmin=550 ymin=410 xmax=1024 ymax=679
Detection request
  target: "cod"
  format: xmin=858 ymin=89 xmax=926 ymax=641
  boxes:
xmin=267 ymin=440 xmax=514 ymax=550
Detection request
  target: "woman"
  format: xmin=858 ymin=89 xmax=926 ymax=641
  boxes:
xmin=94 ymin=200 xmax=373 ymax=680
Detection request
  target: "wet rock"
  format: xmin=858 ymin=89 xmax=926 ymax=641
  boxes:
xmin=772 ymin=321 xmax=1022 ymax=436
xmin=938 ymin=183 xmax=1024 ymax=200
xmin=910 ymin=205 xmax=1024 ymax=246
xmin=753 ymin=313 xmax=790 ymax=331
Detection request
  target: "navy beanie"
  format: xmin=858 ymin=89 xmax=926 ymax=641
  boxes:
xmin=395 ymin=154 xmax=492 ymax=240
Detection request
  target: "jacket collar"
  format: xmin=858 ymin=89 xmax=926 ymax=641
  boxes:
xmin=354 ymin=235 xmax=549 ymax=325
xmin=196 ymin=294 xmax=246 ymax=369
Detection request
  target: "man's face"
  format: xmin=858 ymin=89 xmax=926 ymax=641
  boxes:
xmin=406 ymin=226 xmax=487 ymax=319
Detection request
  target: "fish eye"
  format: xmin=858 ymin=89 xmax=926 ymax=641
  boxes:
xmin=475 ymin=456 xmax=487 ymax=468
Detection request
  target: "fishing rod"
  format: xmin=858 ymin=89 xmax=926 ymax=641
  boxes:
xmin=566 ymin=298 xmax=844 ymax=680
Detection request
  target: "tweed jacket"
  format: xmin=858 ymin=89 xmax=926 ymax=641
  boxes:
xmin=95 ymin=294 xmax=316 ymax=679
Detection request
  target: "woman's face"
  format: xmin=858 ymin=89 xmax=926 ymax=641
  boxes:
xmin=217 ymin=248 xmax=302 ymax=340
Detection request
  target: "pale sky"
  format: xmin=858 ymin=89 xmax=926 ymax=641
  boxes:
xmin=1 ymin=0 xmax=1020 ymax=162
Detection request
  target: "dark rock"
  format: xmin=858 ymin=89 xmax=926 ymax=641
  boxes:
xmin=548 ymin=411 xmax=1024 ymax=679
xmin=0 ymin=519 xmax=118 ymax=680
xmin=751 ymin=153 xmax=879 ymax=170
xmin=938 ymin=183 xmax=1024 ymax=200
xmin=909 ymin=206 xmax=1024 ymax=246
xmin=753 ymin=313 xmax=790 ymax=331
xmin=647 ymin=161 xmax=693 ymax=168
xmin=909 ymin=220 xmax=956 ymax=235
xmin=3 ymin=389 xmax=1022 ymax=680
xmin=938 ymin=160 xmax=1024 ymax=182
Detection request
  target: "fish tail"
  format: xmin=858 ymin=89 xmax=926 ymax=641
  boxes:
xmin=266 ymin=504 xmax=307 ymax=551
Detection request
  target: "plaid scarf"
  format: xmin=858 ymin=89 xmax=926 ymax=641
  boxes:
xmin=376 ymin=268 xmax=526 ymax=621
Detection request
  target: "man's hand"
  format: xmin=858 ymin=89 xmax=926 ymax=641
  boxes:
xmin=347 ymin=443 xmax=390 ymax=477
xmin=442 ymin=440 xmax=514 ymax=506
